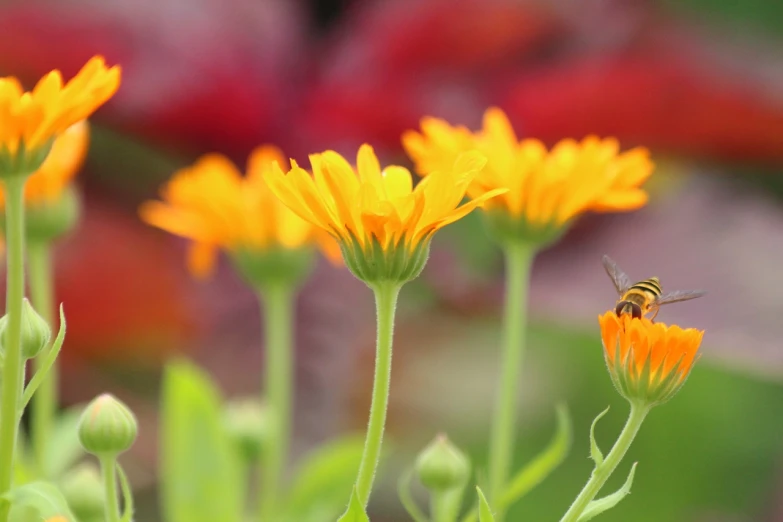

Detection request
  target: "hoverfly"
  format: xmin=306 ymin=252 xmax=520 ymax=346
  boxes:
xmin=602 ymin=255 xmax=705 ymax=321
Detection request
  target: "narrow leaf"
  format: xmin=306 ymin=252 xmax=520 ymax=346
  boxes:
xmin=397 ymin=467 xmax=429 ymax=522
xmin=499 ymin=404 xmax=572 ymax=509
xmin=578 ymin=463 xmax=638 ymax=522
xmin=21 ymin=305 xmax=66 ymax=411
xmin=2 ymin=481 xmax=76 ymax=520
xmin=336 ymin=487 xmax=370 ymax=522
xmin=477 ymin=487 xmax=496 ymax=522
xmin=118 ymin=464 xmax=135 ymax=522
xmin=161 ymin=360 xmax=243 ymax=522
xmin=590 ymin=407 xmax=610 ymax=467
xmin=284 ymin=435 xmax=365 ymax=522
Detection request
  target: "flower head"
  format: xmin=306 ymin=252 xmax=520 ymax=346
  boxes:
xmin=0 ymin=56 xmax=119 ymax=175
xmin=403 ymin=107 xmax=653 ymax=245
xmin=264 ymin=144 xmax=504 ymax=284
xmin=599 ymin=311 xmax=703 ymax=405
xmin=140 ymin=146 xmax=339 ymax=281
xmin=0 ymin=121 xmax=88 ymax=242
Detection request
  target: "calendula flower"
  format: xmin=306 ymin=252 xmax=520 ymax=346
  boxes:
xmin=264 ymin=144 xmax=504 ymax=284
xmin=140 ymin=146 xmax=339 ymax=282
xmin=0 ymin=56 xmax=120 ymax=176
xmin=403 ymin=107 xmax=653 ymax=245
xmin=0 ymin=121 xmax=88 ymax=242
xmin=599 ymin=311 xmax=703 ymax=405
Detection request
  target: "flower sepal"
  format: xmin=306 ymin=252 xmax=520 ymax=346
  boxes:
xmin=484 ymin=209 xmax=566 ymax=249
xmin=231 ymin=246 xmax=314 ymax=290
xmin=340 ymin=233 xmax=430 ymax=286
xmin=0 ymin=140 xmax=54 ymax=180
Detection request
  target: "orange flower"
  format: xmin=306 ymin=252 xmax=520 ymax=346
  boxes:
xmin=140 ymin=145 xmax=339 ymax=279
xmin=264 ymin=144 xmax=504 ymax=284
xmin=403 ymin=107 xmax=653 ymax=243
xmin=599 ymin=311 xmax=703 ymax=405
xmin=0 ymin=121 xmax=88 ymax=208
xmin=0 ymin=56 xmax=119 ymax=174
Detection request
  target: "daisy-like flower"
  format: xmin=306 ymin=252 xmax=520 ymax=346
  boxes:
xmin=0 ymin=121 xmax=88 ymax=241
xmin=403 ymin=107 xmax=653 ymax=245
xmin=264 ymin=144 xmax=504 ymax=285
xmin=0 ymin=56 xmax=120 ymax=176
xmin=599 ymin=311 xmax=704 ymax=405
xmin=140 ymin=146 xmax=339 ymax=284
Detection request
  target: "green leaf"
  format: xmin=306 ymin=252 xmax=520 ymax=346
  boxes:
xmin=589 ymin=407 xmax=610 ymax=467
xmin=336 ymin=487 xmax=370 ymax=522
xmin=283 ymin=435 xmax=365 ymax=522
xmin=499 ymin=404 xmax=572 ymax=508
xmin=477 ymin=487 xmax=495 ymax=522
xmin=397 ymin=467 xmax=428 ymax=522
xmin=161 ymin=360 xmax=243 ymax=522
xmin=577 ymin=463 xmax=638 ymax=522
xmin=44 ymin=407 xmax=85 ymax=479
xmin=3 ymin=481 xmax=76 ymax=521
xmin=21 ymin=305 xmax=66 ymax=411
xmin=118 ymin=464 xmax=135 ymax=522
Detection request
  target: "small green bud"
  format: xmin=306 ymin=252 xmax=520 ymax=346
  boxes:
xmin=26 ymin=185 xmax=81 ymax=242
xmin=0 ymin=299 xmax=51 ymax=359
xmin=415 ymin=433 xmax=470 ymax=492
xmin=223 ymin=397 xmax=271 ymax=461
xmin=59 ymin=461 xmax=105 ymax=520
xmin=77 ymin=393 xmax=138 ymax=456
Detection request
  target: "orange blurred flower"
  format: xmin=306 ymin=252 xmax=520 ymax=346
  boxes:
xmin=140 ymin=145 xmax=339 ymax=279
xmin=264 ymin=144 xmax=503 ymax=283
xmin=599 ymin=311 xmax=703 ymax=405
xmin=0 ymin=56 xmax=119 ymax=174
xmin=403 ymin=107 xmax=653 ymax=241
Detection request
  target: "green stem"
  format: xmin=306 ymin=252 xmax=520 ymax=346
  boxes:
xmin=257 ymin=283 xmax=295 ymax=522
xmin=101 ymin=455 xmax=121 ymax=522
xmin=559 ymin=403 xmax=650 ymax=522
xmin=487 ymin=241 xmax=536 ymax=518
xmin=0 ymin=176 xmax=28 ymax=522
xmin=27 ymin=240 xmax=56 ymax=478
xmin=354 ymin=282 xmax=401 ymax=507
xmin=431 ymin=488 xmax=462 ymax=522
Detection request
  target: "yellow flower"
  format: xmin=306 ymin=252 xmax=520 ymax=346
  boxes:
xmin=264 ymin=144 xmax=504 ymax=284
xmin=0 ymin=56 xmax=119 ymax=175
xmin=403 ymin=107 xmax=653 ymax=243
xmin=599 ymin=311 xmax=703 ymax=405
xmin=140 ymin=145 xmax=339 ymax=280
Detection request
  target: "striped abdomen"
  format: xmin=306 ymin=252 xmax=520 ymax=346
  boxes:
xmin=616 ymin=277 xmax=662 ymax=318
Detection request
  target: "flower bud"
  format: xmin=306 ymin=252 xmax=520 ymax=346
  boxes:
xmin=415 ymin=434 xmax=470 ymax=492
xmin=59 ymin=461 xmax=105 ymax=520
xmin=77 ymin=393 xmax=138 ymax=456
xmin=223 ymin=397 xmax=271 ymax=461
xmin=26 ymin=185 xmax=81 ymax=242
xmin=0 ymin=299 xmax=51 ymax=359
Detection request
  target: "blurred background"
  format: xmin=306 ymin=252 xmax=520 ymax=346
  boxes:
xmin=1 ymin=0 xmax=783 ymax=520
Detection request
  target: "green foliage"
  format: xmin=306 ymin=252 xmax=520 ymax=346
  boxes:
xmin=336 ymin=487 xmax=370 ymax=522
xmin=578 ymin=463 xmax=637 ymax=521
xmin=2 ymin=481 xmax=76 ymax=521
xmin=397 ymin=468 xmax=429 ymax=522
xmin=476 ymin=487 xmax=495 ymax=522
xmin=283 ymin=435 xmax=365 ymax=522
xmin=589 ymin=408 xmax=610 ymax=467
xmin=500 ymin=404 xmax=572 ymax=508
xmin=44 ymin=407 xmax=85 ymax=479
xmin=160 ymin=360 xmax=243 ymax=522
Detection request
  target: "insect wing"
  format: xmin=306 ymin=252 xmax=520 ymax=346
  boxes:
xmin=602 ymin=255 xmax=632 ymax=294
xmin=654 ymin=290 xmax=706 ymax=306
